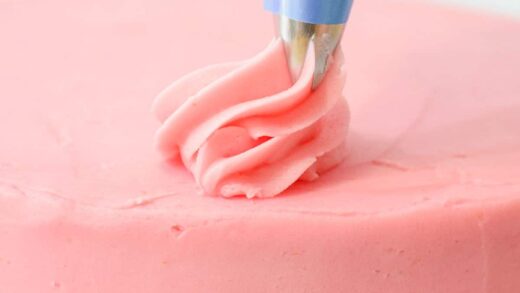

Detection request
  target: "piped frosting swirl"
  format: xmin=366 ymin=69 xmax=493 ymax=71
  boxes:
xmin=153 ymin=40 xmax=349 ymax=198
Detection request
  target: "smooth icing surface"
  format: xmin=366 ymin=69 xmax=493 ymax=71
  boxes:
xmin=153 ymin=40 xmax=349 ymax=198
xmin=0 ymin=0 xmax=519 ymax=292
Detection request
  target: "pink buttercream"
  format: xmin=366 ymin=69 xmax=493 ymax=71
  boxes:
xmin=153 ymin=40 xmax=349 ymax=198
xmin=1 ymin=0 xmax=520 ymax=292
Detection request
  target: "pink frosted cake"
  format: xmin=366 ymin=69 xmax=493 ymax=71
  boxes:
xmin=1 ymin=0 xmax=519 ymax=292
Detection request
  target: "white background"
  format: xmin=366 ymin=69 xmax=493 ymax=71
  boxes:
xmin=431 ymin=0 xmax=520 ymax=17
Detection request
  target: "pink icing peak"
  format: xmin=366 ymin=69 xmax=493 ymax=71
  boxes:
xmin=153 ymin=40 xmax=349 ymax=198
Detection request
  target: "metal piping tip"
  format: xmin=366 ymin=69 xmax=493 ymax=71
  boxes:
xmin=275 ymin=15 xmax=345 ymax=89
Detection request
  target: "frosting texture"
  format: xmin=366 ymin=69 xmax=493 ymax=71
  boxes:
xmin=153 ymin=40 xmax=349 ymax=198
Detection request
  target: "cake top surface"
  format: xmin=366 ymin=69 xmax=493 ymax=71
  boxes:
xmin=1 ymin=0 xmax=519 ymax=217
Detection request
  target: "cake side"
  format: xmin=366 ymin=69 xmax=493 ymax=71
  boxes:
xmin=1 ymin=182 xmax=520 ymax=292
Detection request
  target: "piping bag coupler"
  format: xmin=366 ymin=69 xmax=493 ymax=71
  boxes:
xmin=264 ymin=0 xmax=354 ymax=88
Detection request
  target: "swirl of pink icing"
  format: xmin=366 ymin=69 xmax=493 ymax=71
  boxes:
xmin=152 ymin=40 xmax=349 ymax=198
